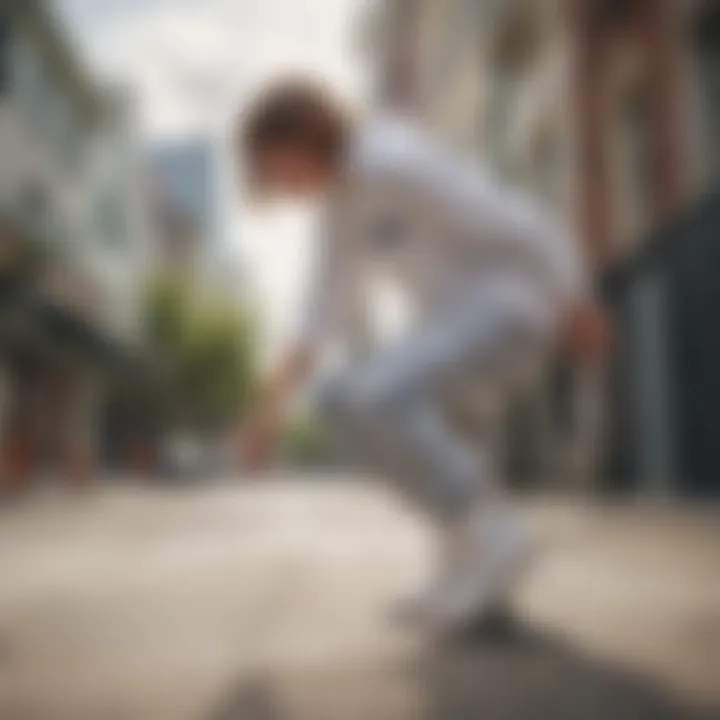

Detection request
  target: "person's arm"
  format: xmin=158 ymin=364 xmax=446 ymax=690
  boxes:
xmin=240 ymin=205 xmax=360 ymax=470
xmin=358 ymin=117 xmax=605 ymax=361
xmin=364 ymin=121 xmax=587 ymax=303
xmin=240 ymin=343 xmax=314 ymax=471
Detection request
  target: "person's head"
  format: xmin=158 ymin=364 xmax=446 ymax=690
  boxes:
xmin=238 ymin=78 xmax=351 ymax=201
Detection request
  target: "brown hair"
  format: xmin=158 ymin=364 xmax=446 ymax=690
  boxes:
xmin=238 ymin=78 xmax=351 ymax=192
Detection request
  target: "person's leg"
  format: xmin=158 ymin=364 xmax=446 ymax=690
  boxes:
xmin=316 ymin=281 xmax=553 ymax=628
xmin=317 ymin=281 xmax=551 ymax=518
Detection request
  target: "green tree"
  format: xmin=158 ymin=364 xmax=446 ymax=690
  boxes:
xmin=278 ymin=414 xmax=334 ymax=468
xmin=141 ymin=273 xmax=258 ymax=436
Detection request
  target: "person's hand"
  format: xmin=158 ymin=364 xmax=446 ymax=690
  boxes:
xmin=237 ymin=344 xmax=314 ymax=474
xmin=563 ymin=301 xmax=611 ymax=364
xmin=238 ymin=408 xmax=279 ymax=473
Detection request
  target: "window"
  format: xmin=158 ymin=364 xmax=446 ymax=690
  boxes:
xmin=485 ymin=68 xmax=519 ymax=178
xmin=531 ymin=130 xmax=563 ymax=211
xmin=616 ymin=81 xmax=654 ymax=243
xmin=21 ymin=183 xmax=49 ymax=224
xmin=15 ymin=40 xmax=48 ymax=136
xmin=693 ymin=6 xmax=720 ymax=177
xmin=19 ymin=182 xmax=56 ymax=249
xmin=96 ymin=191 xmax=127 ymax=250
xmin=56 ymin=95 xmax=85 ymax=173
xmin=0 ymin=14 xmax=9 ymax=96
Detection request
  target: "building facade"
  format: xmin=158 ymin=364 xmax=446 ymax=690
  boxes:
xmin=364 ymin=0 xmax=720 ymax=495
xmin=150 ymin=139 xmax=218 ymax=267
xmin=149 ymin=137 xmax=245 ymax=298
xmin=0 ymin=0 xmax=148 ymax=491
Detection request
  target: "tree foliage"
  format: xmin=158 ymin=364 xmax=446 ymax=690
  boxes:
xmin=278 ymin=414 xmax=332 ymax=468
xmin=141 ymin=273 xmax=258 ymax=435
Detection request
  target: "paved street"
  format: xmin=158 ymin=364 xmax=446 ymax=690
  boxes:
xmin=0 ymin=478 xmax=719 ymax=719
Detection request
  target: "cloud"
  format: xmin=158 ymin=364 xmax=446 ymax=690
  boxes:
xmin=59 ymin=0 xmax=369 ymax=138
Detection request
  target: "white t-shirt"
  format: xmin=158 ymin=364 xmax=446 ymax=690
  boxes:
xmin=297 ymin=112 xmax=586 ymax=351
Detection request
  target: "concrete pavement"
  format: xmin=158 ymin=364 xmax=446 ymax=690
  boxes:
xmin=0 ymin=478 xmax=719 ymax=719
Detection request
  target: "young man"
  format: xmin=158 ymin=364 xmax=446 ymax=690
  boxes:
xmin=238 ymin=79 xmax=603 ymax=632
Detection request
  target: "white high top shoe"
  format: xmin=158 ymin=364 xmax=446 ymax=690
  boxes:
xmin=392 ymin=523 xmax=461 ymax=625
xmin=403 ymin=501 xmax=537 ymax=633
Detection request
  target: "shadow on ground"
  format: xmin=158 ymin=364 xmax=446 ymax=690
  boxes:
xmin=0 ymin=632 xmax=13 ymax=668
xmin=209 ymin=620 xmax=717 ymax=720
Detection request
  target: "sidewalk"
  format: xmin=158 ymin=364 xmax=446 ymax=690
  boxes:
xmin=0 ymin=478 xmax=718 ymax=719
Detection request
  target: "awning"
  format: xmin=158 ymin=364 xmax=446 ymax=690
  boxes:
xmin=0 ymin=269 xmax=134 ymax=371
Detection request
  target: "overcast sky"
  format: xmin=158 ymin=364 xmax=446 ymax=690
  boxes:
xmin=56 ymin=0 xmax=371 ymax=356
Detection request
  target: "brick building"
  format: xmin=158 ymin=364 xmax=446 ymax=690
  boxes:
xmin=362 ymin=0 xmax=720 ymax=495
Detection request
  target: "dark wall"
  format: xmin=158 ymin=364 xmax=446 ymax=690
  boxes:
xmin=605 ymin=189 xmax=720 ymax=496
xmin=668 ymin=194 xmax=720 ymax=494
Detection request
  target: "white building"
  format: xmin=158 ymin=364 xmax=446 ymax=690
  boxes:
xmin=0 ymin=0 xmax=149 ymax=488
xmin=1 ymin=2 xmax=148 ymax=342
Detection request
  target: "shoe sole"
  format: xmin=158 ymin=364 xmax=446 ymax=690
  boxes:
xmin=442 ymin=537 xmax=540 ymax=635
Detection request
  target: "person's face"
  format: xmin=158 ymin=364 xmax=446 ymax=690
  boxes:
xmin=253 ymin=146 xmax=331 ymax=200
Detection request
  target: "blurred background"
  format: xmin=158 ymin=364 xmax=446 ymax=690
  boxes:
xmin=362 ymin=0 xmax=720 ymax=499
xmin=2 ymin=0 xmax=720 ymax=494
xmin=0 ymin=2 xmax=719 ymax=719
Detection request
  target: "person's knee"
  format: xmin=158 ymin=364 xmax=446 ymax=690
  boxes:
xmin=315 ymin=374 xmax=360 ymax=425
xmin=315 ymin=373 xmax=395 ymax=426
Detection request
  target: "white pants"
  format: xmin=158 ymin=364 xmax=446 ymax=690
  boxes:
xmin=316 ymin=279 xmax=556 ymax=520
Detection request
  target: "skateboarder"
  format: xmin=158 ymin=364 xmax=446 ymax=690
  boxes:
xmin=237 ymin=79 xmax=605 ymax=632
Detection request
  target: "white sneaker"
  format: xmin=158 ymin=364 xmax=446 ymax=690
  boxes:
xmin=392 ymin=523 xmax=460 ymax=625
xmin=425 ymin=503 xmax=537 ymax=633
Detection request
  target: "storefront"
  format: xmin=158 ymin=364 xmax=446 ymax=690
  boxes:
xmin=604 ymin=188 xmax=720 ymax=497
xmin=0 ymin=266 xmax=127 ymax=491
